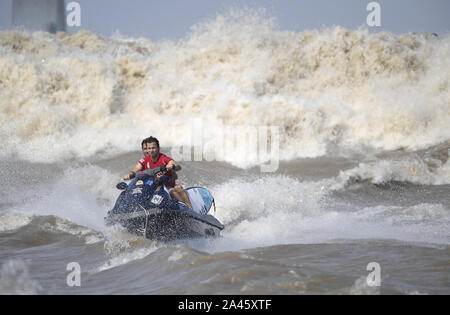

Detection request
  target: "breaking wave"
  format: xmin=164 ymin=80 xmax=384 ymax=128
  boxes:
xmin=0 ymin=9 xmax=449 ymax=167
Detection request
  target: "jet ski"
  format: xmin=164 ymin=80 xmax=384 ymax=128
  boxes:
xmin=104 ymin=166 xmax=224 ymax=241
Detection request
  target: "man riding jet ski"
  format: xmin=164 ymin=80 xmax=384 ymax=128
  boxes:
xmin=105 ymin=167 xmax=224 ymax=241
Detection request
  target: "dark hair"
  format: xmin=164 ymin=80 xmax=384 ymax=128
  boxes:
xmin=141 ymin=136 xmax=159 ymax=148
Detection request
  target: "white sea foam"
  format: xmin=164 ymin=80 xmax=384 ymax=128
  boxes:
xmin=212 ymin=176 xmax=450 ymax=248
xmin=0 ymin=10 xmax=448 ymax=168
xmin=6 ymin=165 xmax=118 ymax=236
xmin=329 ymin=153 xmax=450 ymax=189
xmin=348 ymin=276 xmax=380 ymax=295
xmin=0 ymin=210 xmax=33 ymax=232
xmin=97 ymin=243 xmax=160 ymax=272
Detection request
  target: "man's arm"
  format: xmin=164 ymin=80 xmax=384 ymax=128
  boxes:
xmin=123 ymin=162 xmax=144 ymax=180
xmin=166 ymin=160 xmax=181 ymax=171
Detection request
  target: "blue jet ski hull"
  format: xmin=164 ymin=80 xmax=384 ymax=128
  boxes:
xmin=105 ymin=206 xmax=224 ymax=241
xmin=105 ymin=171 xmax=224 ymax=241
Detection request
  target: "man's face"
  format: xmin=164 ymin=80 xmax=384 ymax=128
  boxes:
xmin=142 ymin=141 xmax=159 ymax=158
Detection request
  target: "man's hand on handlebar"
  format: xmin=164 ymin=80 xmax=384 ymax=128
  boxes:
xmin=123 ymin=171 xmax=136 ymax=180
xmin=166 ymin=160 xmax=180 ymax=171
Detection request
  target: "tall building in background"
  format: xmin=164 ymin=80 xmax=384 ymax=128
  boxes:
xmin=12 ymin=0 xmax=66 ymax=33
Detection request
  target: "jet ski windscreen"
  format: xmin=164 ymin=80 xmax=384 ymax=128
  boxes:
xmin=185 ymin=187 xmax=214 ymax=215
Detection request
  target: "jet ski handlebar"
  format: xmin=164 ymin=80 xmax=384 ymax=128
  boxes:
xmin=138 ymin=164 xmax=175 ymax=177
xmin=141 ymin=166 xmax=166 ymax=177
xmin=119 ymin=165 xmax=175 ymax=189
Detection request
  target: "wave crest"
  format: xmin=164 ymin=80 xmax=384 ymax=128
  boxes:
xmin=1 ymin=10 xmax=449 ymax=164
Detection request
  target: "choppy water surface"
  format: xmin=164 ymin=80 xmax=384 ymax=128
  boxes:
xmin=1 ymin=10 xmax=449 ymax=294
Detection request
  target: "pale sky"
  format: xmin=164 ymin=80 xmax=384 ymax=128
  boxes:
xmin=0 ymin=0 xmax=449 ymax=40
